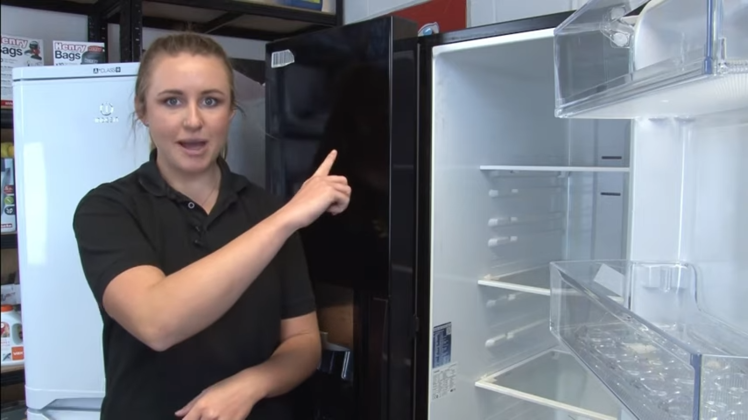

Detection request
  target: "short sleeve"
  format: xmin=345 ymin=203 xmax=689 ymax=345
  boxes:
xmin=72 ymin=190 xmax=160 ymax=306
xmin=277 ymin=231 xmax=316 ymax=319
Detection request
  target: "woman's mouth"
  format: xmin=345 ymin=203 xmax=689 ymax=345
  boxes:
xmin=177 ymin=139 xmax=208 ymax=155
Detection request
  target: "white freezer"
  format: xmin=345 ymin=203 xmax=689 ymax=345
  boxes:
xmin=13 ymin=62 xmax=147 ymax=418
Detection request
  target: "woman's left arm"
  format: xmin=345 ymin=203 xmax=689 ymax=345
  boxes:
xmin=176 ymin=314 xmax=321 ymax=420
xmin=249 ymin=313 xmax=322 ymax=398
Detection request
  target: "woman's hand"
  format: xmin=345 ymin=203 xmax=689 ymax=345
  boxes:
xmin=175 ymin=371 xmax=263 ymax=420
xmin=278 ymin=150 xmax=351 ymax=230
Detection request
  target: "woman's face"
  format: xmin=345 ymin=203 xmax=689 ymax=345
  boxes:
xmin=140 ymin=53 xmax=234 ymax=174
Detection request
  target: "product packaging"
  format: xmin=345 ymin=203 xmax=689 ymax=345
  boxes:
xmin=53 ymin=40 xmax=106 ymax=66
xmin=1 ymin=34 xmax=44 ymax=108
xmin=1 ymin=157 xmax=15 ymax=233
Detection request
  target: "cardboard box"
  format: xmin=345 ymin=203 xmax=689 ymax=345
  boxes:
xmin=1 ymin=158 xmax=15 ymax=233
xmin=1 ymin=34 xmax=44 ymax=108
xmin=53 ymin=40 xmax=106 ymax=66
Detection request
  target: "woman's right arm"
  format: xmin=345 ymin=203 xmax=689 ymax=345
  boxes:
xmin=74 ymin=151 xmax=350 ymax=352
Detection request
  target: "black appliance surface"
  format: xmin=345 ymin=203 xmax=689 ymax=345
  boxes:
xmin=265 ymin=15 xmax=419 ymax=420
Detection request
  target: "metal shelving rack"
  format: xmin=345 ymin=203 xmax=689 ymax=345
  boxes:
xmin=0 ymin=0 xmax=345 ymax=62
xmin=1 ymin=109 xmax=14 ymax=250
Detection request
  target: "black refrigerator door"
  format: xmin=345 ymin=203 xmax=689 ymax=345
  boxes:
xmin=265 ymin=16 xmax=420 ymax=420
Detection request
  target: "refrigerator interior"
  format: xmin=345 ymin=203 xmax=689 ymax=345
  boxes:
xmin=548 ymin=0 xmax=748 ymax=417
xmin=426 ymin=27 xmax=630 ymax=420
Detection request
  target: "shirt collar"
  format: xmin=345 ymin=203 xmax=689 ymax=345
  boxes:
xmin=137 ymin=148 xmax=248 ymax=199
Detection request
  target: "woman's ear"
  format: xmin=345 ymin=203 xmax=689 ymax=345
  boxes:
xmin=135 ymin=97 xmax=147 ymax=126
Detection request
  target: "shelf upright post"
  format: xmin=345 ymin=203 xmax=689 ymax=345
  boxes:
xmin=91 ymin=0 xmax=123 ymax=62
xmin=87 ymin=13 xmax=109 ymax=60
xmin=120 ymin=0 xmax=143 ymax=62
xmin=335 ymin=0 xmax=344 ymax=26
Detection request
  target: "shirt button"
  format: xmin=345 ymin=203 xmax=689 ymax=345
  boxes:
xmin=187 ymin=202 xmax=196 ymax=209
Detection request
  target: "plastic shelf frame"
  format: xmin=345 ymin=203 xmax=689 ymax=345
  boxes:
xmin=553 ymin=0 xmax=748 ymax=119
xmin=550 ymin=260 xmax=748 ymax=420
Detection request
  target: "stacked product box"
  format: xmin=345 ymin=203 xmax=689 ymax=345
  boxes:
xmin=53 ymin=40 xmax=106 ymax=65
xmin=1 ymin=34 xmax=44 ymax=108
xmin=1 ymin=155 xmax=14 ymax=234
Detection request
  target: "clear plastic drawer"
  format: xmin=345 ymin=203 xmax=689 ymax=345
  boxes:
xmin=554 ymin=0 xmax=748 ymax=119
xmin=550 ymin=260 xmax=748 ymax=420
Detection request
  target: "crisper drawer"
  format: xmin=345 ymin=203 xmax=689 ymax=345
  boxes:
xmin=550 ymin=260 xmax=748 ymax=420
xmin=553 ymin=0 xmax=748 ymax=119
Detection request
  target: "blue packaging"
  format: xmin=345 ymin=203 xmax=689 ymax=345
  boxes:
xmin=280 ymin=0 xmax=323 ymax=11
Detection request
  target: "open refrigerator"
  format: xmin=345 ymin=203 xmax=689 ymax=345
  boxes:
xmin=266 ymin=0 xmax=748 ymax=420
xmin=266 ymin=0 xmax=747 ymax=419
xmin=422 ymin=0 xmax=747 ymax=418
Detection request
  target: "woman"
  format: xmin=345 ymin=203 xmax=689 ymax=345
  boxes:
xmin=72 ymin=32 xmax=351 ymax=420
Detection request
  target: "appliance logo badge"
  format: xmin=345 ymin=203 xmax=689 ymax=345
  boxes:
xmin=96 ymin=103 xmax=118 ymax=124
xmin=93 ymin=66 xmax=121 ymax=75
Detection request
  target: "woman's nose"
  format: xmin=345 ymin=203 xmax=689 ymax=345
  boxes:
xmin=183 ymin=103 xmax=203 ymax=130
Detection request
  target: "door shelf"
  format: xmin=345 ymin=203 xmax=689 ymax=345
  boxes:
xmin=554 ymin=0 xmax=748 ymax=119
xmin=476 ymin=349 xmax=623 ymax=420
xmin=550 ymin=260 xmax=748 ymax=420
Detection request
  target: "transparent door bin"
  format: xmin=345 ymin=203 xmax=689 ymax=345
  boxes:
xmin=554 ymin=0 xmax=748 ymax=119
xmin=550 ymin=261 xmax=748 ymax=420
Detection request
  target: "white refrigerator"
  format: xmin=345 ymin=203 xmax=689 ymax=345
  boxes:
xmin=11 ymin=63 xmax=266 ymax=420
xmin=11 ymin=0 xmax=748 ymax=419
xmin=421 ymin=0 xmax=747 ymax=418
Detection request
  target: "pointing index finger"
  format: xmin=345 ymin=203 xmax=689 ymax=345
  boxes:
xmin=314 ymin=150 xmax=337 ymax=176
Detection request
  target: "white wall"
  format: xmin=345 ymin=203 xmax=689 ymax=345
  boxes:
xmin=342 ymin=0 xmax=589 ymax=29
xmin=468 ymin=0 xmax=588 ymax=27
xmin=0 ymin=5 xmax=267 ymax=64
xmin=344 ymin=0 xmax=430 ymax=23
xmin=106 ymin=25 xmax=266 ymax=62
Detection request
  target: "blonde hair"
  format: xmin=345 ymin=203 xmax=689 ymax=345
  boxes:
xmin=134 ymin=32 xmax=237 ymax=157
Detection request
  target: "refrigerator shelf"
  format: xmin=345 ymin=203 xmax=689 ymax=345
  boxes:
xmin=479 ymin=266 xmax=551 ymax=296
xmin=0 ymin=233 xmax=17 ymax=250
xmin=480 ymin=166 xmax=630 ymax=174
xmin=475 ymin=349 xmax=623 ymax=420
xmin=554 ymin=0 xmax=748 ymax=119
xmin=0 ymin=108 xmax=12 ymax=129
xmin=550 ymin=261 xmax=748 ymax=420
xmin=0 ymin=365 xmax=24 ymax=387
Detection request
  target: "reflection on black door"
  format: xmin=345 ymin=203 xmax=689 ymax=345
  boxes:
xmin=265 ymin=16 xmax=419 ymax=420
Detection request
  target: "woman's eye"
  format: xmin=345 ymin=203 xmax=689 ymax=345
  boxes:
xmin=203 ymin=97 xmax=218 ymax=107
xmin=165 ymin=98 xmax=180 ymax=106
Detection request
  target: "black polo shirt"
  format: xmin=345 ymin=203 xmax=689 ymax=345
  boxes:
xmin=72 ymin=150 xmax=316 ymax=420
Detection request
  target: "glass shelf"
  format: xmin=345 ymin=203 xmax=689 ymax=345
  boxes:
xmin=479 ymin=266 xmax=552 ymax=296
xmin=475 ymin=349 xmax=623 ymax=420
xmin=550 ymin=260 xmax=748 ymax=420
xmin=554 ymin=0 xmax=748 ymax=119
